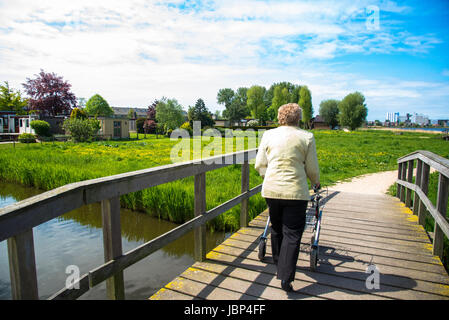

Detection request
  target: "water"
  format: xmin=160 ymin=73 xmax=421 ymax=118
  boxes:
xmin=0 ymin=181 xmax=229 ymax=300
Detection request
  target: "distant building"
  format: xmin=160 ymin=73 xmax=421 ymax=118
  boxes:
xmin=96 ymin=117 xmax=130 ymax=139
xmin=411 ymin=113 xmax=429 ymax=125
xmin=385 ymin=112 xmax=399 ymax=123
xmin=311 ymin=115 xmax=331 ymax=129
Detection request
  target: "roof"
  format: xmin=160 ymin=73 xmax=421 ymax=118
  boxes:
xmin=111 ymin=107 xmax=147 ymax=117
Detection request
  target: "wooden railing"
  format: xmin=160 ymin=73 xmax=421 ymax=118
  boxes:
xmin=0 ymin=149 xmax=261 ymax=300
xmin=396 ymin=150 xmax=449 ymax=259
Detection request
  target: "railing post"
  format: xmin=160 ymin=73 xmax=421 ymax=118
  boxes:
xmin=418 ymin=163 xmax=430 ymax=226
xmin=400 ymin=161 xmax=407 ymax=203
xmin=101 ymin=196 xmax=125 ymax=300
xmin=413 ymin=159 xmax=423 ymax=215
xmin=396 ymin=162 xmax=402 ymax=198
xmin=406 ymin=159 xmax=414 ymax=208
xmin=240 ymin=158 xmax=250 ymax=228
xmin=194 ymin=172 xmax=207 ymax=262
xmin=7 ymin=228 xmax=39 ymax=299
xmin=433 ymin=174 xmax=448 ymax=259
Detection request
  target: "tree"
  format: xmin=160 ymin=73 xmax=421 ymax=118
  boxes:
xmin=217 ymin=88 xmax=235 ymax=109
xmin=270 ymin=86 xmax=290 ymax=120
xmin=217 ymin=87 xmax=249 ymax=125
xmin=70 ymin=107 xmax=88 ymax=120
xmin=319 ymin=99 xmax=340 ymax=129
xmin=338 ymin=92 xmax=368 ymax=131
xmin=299 ymin=85 xmax=313 ymax=129
xmin=188 ymin=98 xmax=214 ymax=127
xmin=85 ymin=94 xmax=114 ymax=117
xmin=155 ymin=97 xmax=185 ymax=133
xmin=22 ymin=70 xmax=77 ymax=116
xmin=0 ymin=81 xmax=28 ymax=114
xmin=62 ymin=117 xmax=101 ymax=142
xmin=246 ymin=85 xmax=267 ymax=124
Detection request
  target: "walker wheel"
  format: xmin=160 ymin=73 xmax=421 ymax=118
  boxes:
xmin=258 ymin=238 xmax=266 ymax=261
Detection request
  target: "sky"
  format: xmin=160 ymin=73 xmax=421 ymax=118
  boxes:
xmin=0 ymin=0 xmax=448 ymax=121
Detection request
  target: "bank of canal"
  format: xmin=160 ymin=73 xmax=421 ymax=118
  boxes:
xmin=0 ymin=181 xmax=229 ymax=300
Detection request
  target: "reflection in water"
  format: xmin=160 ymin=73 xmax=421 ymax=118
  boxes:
xmin=0 ymin=181 xmax=229 ymax=300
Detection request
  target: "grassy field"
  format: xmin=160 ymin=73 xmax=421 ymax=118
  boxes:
xmin=0 ymin=129 xmax=448 ymax=231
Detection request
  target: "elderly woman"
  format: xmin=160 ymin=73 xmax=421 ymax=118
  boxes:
xmin=255 ymin=103 xmax=320 ymax=292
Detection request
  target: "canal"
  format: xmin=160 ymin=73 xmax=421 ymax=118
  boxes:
xmin=0 ymin=181 xmax=230 ymax=300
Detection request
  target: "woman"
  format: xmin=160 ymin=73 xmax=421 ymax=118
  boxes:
xmin=255 ymin=103 xmax=320 ymax=292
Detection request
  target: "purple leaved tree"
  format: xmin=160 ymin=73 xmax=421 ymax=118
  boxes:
xmin=22 ymin=70 xmax=77 ymax=116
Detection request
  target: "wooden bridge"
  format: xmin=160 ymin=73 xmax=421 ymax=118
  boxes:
xmin=0 ymin=149 xmax=448 ymax=300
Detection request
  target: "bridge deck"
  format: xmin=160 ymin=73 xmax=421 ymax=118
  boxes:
xmin=150 ymin=190 xmax=449 ymax=300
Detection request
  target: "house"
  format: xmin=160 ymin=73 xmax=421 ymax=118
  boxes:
xmin=111 ymin=107 xmax=147 ymax=132
xmin=0 ymin=111 xmax=17 ymax=133
xmin=96 ymin=117 xmax=130 ymax=139
xmin=18 ymin=115 xmax=39 ymax=134
xmin=311 ymin=115 xmax=331 ymax=130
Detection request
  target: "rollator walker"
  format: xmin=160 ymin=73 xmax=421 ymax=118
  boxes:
xmin=257 ymin=186 xmax=327 ymax=271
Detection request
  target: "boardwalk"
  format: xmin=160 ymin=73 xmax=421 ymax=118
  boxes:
xmin=150 ymin=190 xmax=449 ymax=300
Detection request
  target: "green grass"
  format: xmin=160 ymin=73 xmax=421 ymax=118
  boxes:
xmin=1 ymin=129 xmax=448 ymax=232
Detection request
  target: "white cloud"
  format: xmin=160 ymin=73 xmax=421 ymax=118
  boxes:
xmin=0 ymin=0 xmax=446 ymax=120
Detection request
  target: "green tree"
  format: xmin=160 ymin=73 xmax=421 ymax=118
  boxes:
xmin=62 ymin=118 xmax=101 ymax=142
xmin=270 ymin=86 xmax=290 ymax=120
xmin=70 ymin=107 xmax=88 ymax=120
xmin=246 ymin=85 xmax=267 ymax=124
xmin=217 ymin=87 xmax=250 ymax=125
xmin=155 ymin=97 xmax=185 ymax=133
xmin=299 ymin=86 xmax=313 ymax=129
xmin=187 ymin=98 xmax=214 ymax=127
xmin=85 ymin=94 xmax=114 ymax=117
xmin=217 ymin=88 xmax=235 ymax=109
xmin=30 ymin=120 xmax=51 ymax=137
xmin=0 ymin=81 xmax=28 ymax=114
xmin=338 ymin=92 xmax=368 ymax=131
xmin=319 ymin=99 xmax=340 ymax=129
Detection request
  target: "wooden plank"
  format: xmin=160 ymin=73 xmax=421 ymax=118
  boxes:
xmin=397 ymin=163 xmax=402 ymax=198
xmin=206 ymin=246 xmax=449 ymax=299
xmin=400 ymin=161 xmax=407 ymax=203
xmin=398 ymin=150 xmax=449 ymax=179
xmin=397 ymin=180 xmax=449 ymax=239
xmin=7 ymin=228 xmax=39 ymax=300
xmin=406 ymin=159 xmax=414 ymax=208
xmin=433 ymin=174 xmax=448 ymax=259
xmin=418 ymin=162 xmax=430 ymax=226
xmin=101 ymin=196 xmax=125 ymax=300
xmin=194 ymin=172 xmax=207 ymax=262
xmin=240 ymin=160 xmax=250 ymax=228
xmin=413 ymin=159 xmax=423 ymax=214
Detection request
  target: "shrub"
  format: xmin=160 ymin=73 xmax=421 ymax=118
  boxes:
xmin=70 ymin=107 xmax=88 ymax=120
xmin=136 ymin=118 xmax=146 ymax=133
xmin=63 ymin=118 xmax=101 ymax=142
xmin=143 ymin=119 xmax=157 ymax=134
xmin=30 ymin=120 xmax=51 ymax=137
xmin=18 ymin=133 xmax=36 ymax=143
xmin=247 ymin=120 xmax=259 ymax=127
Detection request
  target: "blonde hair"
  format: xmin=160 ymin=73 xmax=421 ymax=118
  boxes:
xmin=278 ymin=103 xmax=302 ymax=126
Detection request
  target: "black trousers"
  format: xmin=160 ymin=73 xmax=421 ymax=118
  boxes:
xmin=265 ymin=198 xmax=308 ymax=282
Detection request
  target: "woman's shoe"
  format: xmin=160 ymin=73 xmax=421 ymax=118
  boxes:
xmin=281 ymin=280 xmax=293 ymax=292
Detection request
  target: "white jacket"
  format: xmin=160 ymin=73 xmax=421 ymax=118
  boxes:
xmin=255 ymin=126 xmax=320 ymax=200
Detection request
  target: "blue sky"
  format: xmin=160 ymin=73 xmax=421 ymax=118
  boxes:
xmin=0 ymin=0 xmax=448 ymax=120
